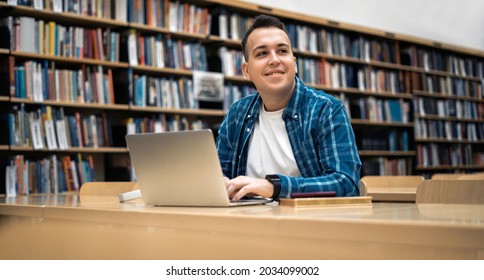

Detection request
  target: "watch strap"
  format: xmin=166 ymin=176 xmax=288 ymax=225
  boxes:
xmin=265 ymin=174 xmax=281 ymax=200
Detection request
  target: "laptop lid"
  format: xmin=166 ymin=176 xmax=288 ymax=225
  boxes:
xmin=125 ymin=129 xmax=271 ymax=207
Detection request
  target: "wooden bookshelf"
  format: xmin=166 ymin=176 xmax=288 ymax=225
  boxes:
xmin=8 ymin=146 xmax=127 ymax=153
xmin=1 ymin=0 xmax=483 ymax=193
xmin=359 ymin=151 xmax=416 ymax=157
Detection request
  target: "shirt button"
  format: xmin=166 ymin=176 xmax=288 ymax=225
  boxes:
xmin=247 ymin=114 xmax=251 ymax=118
xmin=246 ymin=128 xmax=250 ymax=133
xmin=294 ymin=115 xmax=298 ymax=119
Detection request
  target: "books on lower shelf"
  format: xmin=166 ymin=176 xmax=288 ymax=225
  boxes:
xmin=4 ymin=153 xmax=95 ymax=197
xmin=414 ymin=118 xmax=484 ymax=142
xmin=361 ymin=157 xmax=411 ymax=176
xmin=349 ymin=97 xmax=410 ymax=123
xmin=5 ymin=105 xmax=112 ymax=150
xmin=10 ymin=58 xmax=116 ymax=105
xmin=356 ymin=129 xmax=409 ymax=151
xmin=122 ymin=115 xmax=209 ymax=135
xmin=417 ymin=143 xmax=483 ymax=168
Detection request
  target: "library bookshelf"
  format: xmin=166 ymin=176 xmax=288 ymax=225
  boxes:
xmin=1 ymin=0 xmax=483 ymax=195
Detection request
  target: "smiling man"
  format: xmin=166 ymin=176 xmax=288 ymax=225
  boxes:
xmin=216 ymin=15 xmax=361 ymax=201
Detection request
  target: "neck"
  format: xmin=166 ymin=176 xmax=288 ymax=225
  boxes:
xmin=260 ymin=81 xmax=296 ymax=112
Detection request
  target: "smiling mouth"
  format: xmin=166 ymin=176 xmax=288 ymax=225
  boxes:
xmin=265 ymin=71 xmax=285 ymax=76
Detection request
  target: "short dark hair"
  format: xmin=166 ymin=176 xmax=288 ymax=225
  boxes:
xmin=241 ymin=14 xmax=290 ymax=61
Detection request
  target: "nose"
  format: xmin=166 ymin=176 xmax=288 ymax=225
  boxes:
xmin=267 ymin=51 xmax=281 ymax=65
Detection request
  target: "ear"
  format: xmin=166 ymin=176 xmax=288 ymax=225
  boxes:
xmin=242 ymin=61 xmax=251 ymax=80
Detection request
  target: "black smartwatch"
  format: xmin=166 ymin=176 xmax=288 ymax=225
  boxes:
xmin=265 ymin=174 xmax=281 ymax=200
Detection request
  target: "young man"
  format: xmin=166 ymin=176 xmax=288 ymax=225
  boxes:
xmin=216 ymin=15 xmax=361 ymax=201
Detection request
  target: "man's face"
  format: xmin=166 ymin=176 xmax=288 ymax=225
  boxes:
xmin=242 ymin=27 xmax=296 ymax=97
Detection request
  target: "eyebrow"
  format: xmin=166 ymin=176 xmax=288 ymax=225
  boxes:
xmin=252 ymin=43 xmax=290 ymax=55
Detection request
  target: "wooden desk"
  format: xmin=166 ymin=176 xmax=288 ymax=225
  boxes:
xmin=1 ymin=194 xmax=483 ymax=260
xmin=367 ymin=187 xmax=417 ymax=202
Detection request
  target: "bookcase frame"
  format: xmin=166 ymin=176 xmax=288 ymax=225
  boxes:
xmin=1 ymin=0 xmax=483 ymax=194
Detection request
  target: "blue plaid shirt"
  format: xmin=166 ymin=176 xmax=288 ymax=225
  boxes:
xmin=216 ymin=77 xmax=361 ymax=198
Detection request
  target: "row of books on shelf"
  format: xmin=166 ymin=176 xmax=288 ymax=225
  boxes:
xmin=3 ymin=64 xmax=254 ymax=111
xmin=361 ymin=157 xmax=411 ymax=176
xmin=110 ymin=114 xmax=212 ymax=148
xmin=6 ymin=0 xmax=484 ymax=78
xmin=127 ymin=32 xmax=208 ymax=71
xmin=125 ymin=0 xmax=212 ymax=34
xmin=1 ymin=16 xmax=120 ymax=62
xmin=218 ymin=46 xmax=243 ymax=77
xmin=4 ymin=153 xmax=95 ymax=197
xmin=355 ymin=129 xmax=409 ymax=151
xmin=414 ymin=96 xmax=484 ymax=120
xmin=216 ymin=11 xmax=322 ymax=51
xmin=345 ymin=96 xmax=410 ymax=123
xmin=297 ymin=60 xmax=411 ymax=93
xmin=6 ymin=0 xmax=213 ymax=35
xmin=6 ymin=0 xmax=126 ymax=21
xmin=213 ymin=9 xmax=252 ymax=41
xmin=414 ymin=73 xmax=483 ymax=98
xmin=415 ymin=119 xmax=484 ymax=142
xmin=213 ymin=10 xmax=398 ymax=64
xmin=11 ymin=60 xmax=115 ymax=104
xmin=323 ymin=32 xmax=397 ymax=64
xmin=131 ymin=74 xmax=255 ymax=111
xmin=401 ymin=46 xmax=484 ymax=77
xmin=416 ymin=143 xmax=484 ymax=167
xmin=124 ymin=115 xmax=209 ymax=135
xmin=132 ymin=75 xmax=194 ymax=108
xmin=223 ymin=83 xmax=255 ymax=111
xmin=3 ymin=105 xmax=112 ymax=150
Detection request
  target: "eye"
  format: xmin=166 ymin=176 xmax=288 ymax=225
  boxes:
xmin=255 ymin=51 xmax=267 ymax=57
xmin=278 ymin=48 xmax=289 ymax=54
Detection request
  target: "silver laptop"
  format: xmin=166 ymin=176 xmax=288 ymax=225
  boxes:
xmin=125 ymin=129 xmax=272 ymax=207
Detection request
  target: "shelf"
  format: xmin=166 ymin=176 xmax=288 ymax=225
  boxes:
xmin=225 ymin=75 xmax=253 ymax=84
xmin=8 ymin=146 xmax=128 ymax=153
xmin=129 ymin=22 xmax=210 ymax=40
xmin=0 ymin=48 xmax=9 ymax=55
xmin=416 ymin=165 xmax=484 ymax=171
xmin=9 ymin=98 xmax=130 ymax=111
xmin=131 ymin=65 xmax=193 ymax=76
xmin=10 ymin=51 xmax=129 ymax=68
xmin=0 ymin=145 xmax=9 ymax=151
xmin=0 ymin=96 xmax=10 ymax=102
xmin=0 ymin=2 xmax=128 ymax=28
xmin=359 ymin=150 xmax=416 ymax=157
xmin=311 ymin=85 xmax=413 ymax=99
xmin=415 ymin=138 xmax=484 ymax=144
xmin=7 ymin=98 xmax=227 ymax=116
xmin=413 ymin=91 xmax=483 ymax=102
xmin=414 ymin=114 xmax=484 ymax=123
xmin=416 ymin=67 xmax=483 ymax=81
xmin=350 ymin=119 xmax=413 ymax=127
xmin=129 ymin=106 xmax=226 ymax=117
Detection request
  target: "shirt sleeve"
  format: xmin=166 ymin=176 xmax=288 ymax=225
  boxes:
xmin=277 ymin=100 xmax=362 ymax=198
xmin=216 ymin=111 xmax=234 ymax=179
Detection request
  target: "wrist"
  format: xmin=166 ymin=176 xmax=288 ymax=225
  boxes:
xmin=265 ymin=174 xmax=281 ymax=200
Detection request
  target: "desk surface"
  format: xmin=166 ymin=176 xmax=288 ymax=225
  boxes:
xmin=1 ymin=194 xmax=483 ymax=260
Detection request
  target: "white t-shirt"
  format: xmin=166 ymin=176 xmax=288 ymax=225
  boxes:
xmin=246 ymin=105 xmax=301 ymax=178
